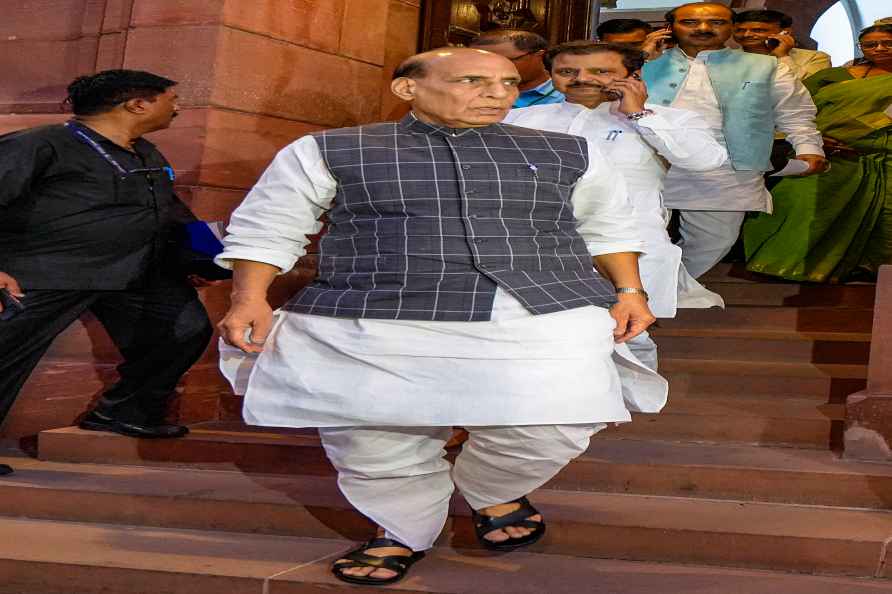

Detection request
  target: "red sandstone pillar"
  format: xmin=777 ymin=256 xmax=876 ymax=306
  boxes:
xmin=845 ymin=266 xmax=892 ymax=461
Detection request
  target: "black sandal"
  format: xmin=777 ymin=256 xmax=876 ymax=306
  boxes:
xmin=472 ymin=495 xmax=546 ymax=552
xmin=331 ymin=537 xmax=425 ymax=586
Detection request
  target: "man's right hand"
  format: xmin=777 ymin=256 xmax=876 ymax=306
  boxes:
xmin=640 ymin=28 xmax=673 ymax=59
xmin=218 ymin=295 xmax=274 ymax=354
xmin=0 ymin=272 xmax=24 ymax=314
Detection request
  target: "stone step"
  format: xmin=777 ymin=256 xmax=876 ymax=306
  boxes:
xmin=662 ymin=305 xmax=874 ymax=336
xmin=698 ymin=262 xmax=772 ymax=284
xmin=27 ymin=425 xmax=888 ymax=507
xmin=655 ymin=335 xmax=871 ymax=365
xmin=663 ymin=395 xmax=845 ymax=420
xmin=2 ymin=517 xmax=889 ymax=594
xmin=2 ymin=463 xmax=892 ymax=579
xmin=703 ymin=281 xmax=875 ymax=308
xmin=664 ymin=369 xmax=864 ymax=402
xmin=38 ymin=425 xmax=333 ymax=476
xmin=554 ymin=438 xmax=892 ymax=508
xmin=609 ymin=394 xmax=845 ymax=448
xmin=659 ymin=358 xmax=868 ymax=381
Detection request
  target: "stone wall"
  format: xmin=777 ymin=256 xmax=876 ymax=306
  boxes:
xmin=0 ymin=0 xmax=421 ymax=439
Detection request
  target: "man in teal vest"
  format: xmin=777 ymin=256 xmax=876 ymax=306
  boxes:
xmin=642 ymin=2 xmax=828 ymax=278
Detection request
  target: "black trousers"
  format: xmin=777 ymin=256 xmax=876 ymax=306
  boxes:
xmin=0 ymin=282 xmax=213 ymax=426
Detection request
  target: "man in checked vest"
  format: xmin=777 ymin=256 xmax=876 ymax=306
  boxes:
xmin=217 ymin=47 xmax=667 ymax=586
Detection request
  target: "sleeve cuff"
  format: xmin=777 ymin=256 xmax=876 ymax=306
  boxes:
xmin=214 ymin=248 xmax=300 ymax=274
xmin=795 ymin=143 xmax=825 ymax=157
xmin=586 ymin=241 xmax=647 ymax=257
xmin=632 ymin=113 xmax=674 ymax=133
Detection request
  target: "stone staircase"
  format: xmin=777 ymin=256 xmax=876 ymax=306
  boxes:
xmin=2 ymin=265 xmax=891 ymax=594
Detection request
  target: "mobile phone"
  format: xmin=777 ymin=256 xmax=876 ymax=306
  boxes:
xmin=0 ymin=288 xmax=24 ymax=321
xmin=765 ymin=30 xmax=790 ymax=50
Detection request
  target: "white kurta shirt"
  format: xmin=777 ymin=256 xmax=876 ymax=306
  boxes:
xmin=504 ymin=101 xmax=726 ymax=316
xmin=663 ymin=50 xmax=824 ymax=213
xmin=780 ymin=48 xmax=833 ymax=81
xmin=217 ymin=133 xmax=668 ymax=428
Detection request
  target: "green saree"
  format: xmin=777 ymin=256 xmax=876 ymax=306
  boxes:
xmin=743 ymin=68 xmax=892 ymax=283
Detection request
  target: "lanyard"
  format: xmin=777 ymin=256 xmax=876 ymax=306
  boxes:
xmin=64 ymin=121 xmax=175 ymax=181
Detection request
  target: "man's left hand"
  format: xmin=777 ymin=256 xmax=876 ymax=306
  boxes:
xmin=607 ymin=78 xmax=649 ymax=115
xmin=767 ymin=31 xmax=796 ymax=58
xmin=610 ymin=293 xmax=656 ymax=343
xmin=794 ymin=154 xmax=830 ymax=176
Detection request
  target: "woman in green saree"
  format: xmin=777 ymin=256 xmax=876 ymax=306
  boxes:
xmin=744 ymin=25 xmax=892 ymax=283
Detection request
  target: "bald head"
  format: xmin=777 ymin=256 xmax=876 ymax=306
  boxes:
xmin=666 ymin=2 xmax=734 ymax=23
xmin=390 ymin=48 xmax=520 ymax=129
xmin=393 ymin=47 xmax=515 ymax=80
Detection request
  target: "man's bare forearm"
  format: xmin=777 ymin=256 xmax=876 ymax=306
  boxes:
xmin=592 ymin=252 xmax=644 ymax=289
xmin=230 ymin=260 xmax=281 ymax=300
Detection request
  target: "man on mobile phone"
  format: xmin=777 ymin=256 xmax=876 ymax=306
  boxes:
xmin=597 ymin=19 xmax=674 ymax=61
xmin=0 ymin=70 xmax=214 ymax=475
xmin=505 ymin=41 xmax=726 ymax=371
xmin=641 ymin=2 xmax=827 ymax=279
xmin=733 ymin=10 xmax=831 ymax=81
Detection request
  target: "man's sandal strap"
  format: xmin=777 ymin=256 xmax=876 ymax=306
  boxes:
xmin=474 ymin=496 xmax=542 ymax=532
xmin=331 ymin=538 xmax=424 ymax=586
xmin=473 ymin=496 xmax=546 ymax=552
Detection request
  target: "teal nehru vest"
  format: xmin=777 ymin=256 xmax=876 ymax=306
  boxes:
xmin=643 ymin=47 xmax=778 ymax=171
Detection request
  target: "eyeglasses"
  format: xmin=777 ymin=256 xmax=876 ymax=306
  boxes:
xmin=859 ymin=40 xmax=892 ymax=49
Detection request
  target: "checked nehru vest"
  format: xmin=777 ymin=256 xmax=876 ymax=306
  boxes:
xmin=283 ymin=114 xmax=617 ymax=322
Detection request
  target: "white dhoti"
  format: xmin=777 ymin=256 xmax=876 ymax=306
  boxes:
xmin=220 ymin=290 xmax=666 ymax=550
xmin=319 ymin=423 xmax=601 ymax=550
xmin=224 ymin=289 xmax=666 ymax=428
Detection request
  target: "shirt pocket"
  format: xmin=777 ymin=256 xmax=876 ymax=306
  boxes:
xmin=599 ymin=135 xmax=650 ymax=166
xmin=499 ymin=163 xmax=575 ymax=219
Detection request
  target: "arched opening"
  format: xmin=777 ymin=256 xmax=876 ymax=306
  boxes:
xmin=811 ymin=0 xmax=891 ymax=65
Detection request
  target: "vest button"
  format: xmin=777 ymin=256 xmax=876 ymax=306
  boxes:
xmin=461 ymin=164 xmax=472 ymax=170
xmin=669 ymin=83 xmax=678 ymax=88
xmin=678 ymin=68 xmax=687 ymax=73
xmin=662 ymin=99 xmax=671 ymax=105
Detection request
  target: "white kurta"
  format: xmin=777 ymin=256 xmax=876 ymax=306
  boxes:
xmin=217 ymin=134 xmax=668 ymax=428
xmin=662 ymin=51 xmax=824 ymax=213
xmin=780 ymin=48 xmax=833 ymax=81
xmin=504 ymin=101 xmax=726 ymax=317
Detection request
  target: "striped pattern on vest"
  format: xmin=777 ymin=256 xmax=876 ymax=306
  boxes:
xmin=284 ymin=115 xmax=617 ymax=321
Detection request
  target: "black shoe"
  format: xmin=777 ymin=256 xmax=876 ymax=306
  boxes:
xmin=0 ymin=464 xmax=12 ymax=476
xmin=79 ymin=411 xmax=189 ymax=439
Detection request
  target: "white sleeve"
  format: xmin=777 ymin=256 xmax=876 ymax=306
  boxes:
xmin=771 ymin=62 xmax=825 ymax=156
xmin=632 ymin=106 xmax=728 ymax=171
xmin=572 ymin=140 xmax=645 ymax=256
xmin=215 ymin=135 xmax=337 ymax=273
xmin=779 ymin=51 xmax=832 ymax=81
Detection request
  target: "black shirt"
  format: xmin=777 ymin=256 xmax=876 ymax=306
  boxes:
xmin=0 ymin=123 xmax=196 ymax=290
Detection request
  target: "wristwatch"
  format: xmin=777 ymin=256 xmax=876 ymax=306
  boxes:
xmin=616 ymin=287 xmax=649 ymax=301
xmin=626 ymin=109 xmax=655 ymax=121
